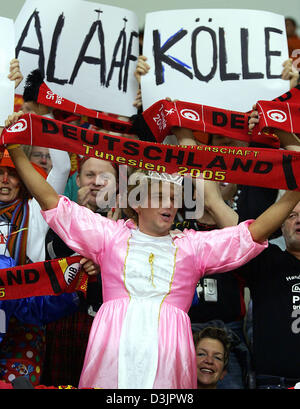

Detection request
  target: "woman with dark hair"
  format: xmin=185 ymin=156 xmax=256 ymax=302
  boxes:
xmin=193 ymin=326 xmax=231 ymax=389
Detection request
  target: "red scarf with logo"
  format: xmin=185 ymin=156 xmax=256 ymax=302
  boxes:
xmin=0 ymin=255 xmax=88 ymax=300
xmin=2 ymin=83 xmax=300 ymax=190
xmin=2 ymin=111 xmax=300 ymax=191
xmin=37 ymin=82 xmax=134 ymax=135
xmin=35 ymin=80 xmax=300 ymax=146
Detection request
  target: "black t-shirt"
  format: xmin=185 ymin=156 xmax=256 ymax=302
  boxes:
xmin=189 ymin=271 xmax=246 ymax=324
xmin=236 ymin=184 xmax=278 ymax=222
xmin=238 ymin=243 xmax=300 ymax=378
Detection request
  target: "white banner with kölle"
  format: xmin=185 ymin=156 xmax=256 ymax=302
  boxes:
xmin=142 ymin=9 xmax=289 ymax=112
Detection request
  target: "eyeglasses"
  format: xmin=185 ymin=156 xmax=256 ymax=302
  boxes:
xmin=31 ymin=152 xmax=51 ymax=160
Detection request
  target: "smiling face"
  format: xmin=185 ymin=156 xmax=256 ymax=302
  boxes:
xmin=196 ymin=337 xmax=227 ymax=389
xmin=76 ymin=158 xmax=117 ymax=210
xmin=281 ymin=201 xmax=300 ymax=252
xmin=0 ymin=166 xmax=21 ymax=203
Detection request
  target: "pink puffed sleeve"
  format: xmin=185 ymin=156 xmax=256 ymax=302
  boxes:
xmin=41 ymin=195 xmax=122 ymax=264
xmin=188 ymin=220 xmax=268 ymax=276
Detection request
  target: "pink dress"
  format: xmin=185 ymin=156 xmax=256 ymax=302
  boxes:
xmin=42 ymin=196 xmax=267 ymax=389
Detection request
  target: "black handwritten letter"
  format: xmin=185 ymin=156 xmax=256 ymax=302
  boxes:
xmin=106 ymin=28 xmax=126 ymax=89
xmin=15 ymin=10 xmax=45 ymax=77
xmin=123 ymin=31 xmax=138 ymax=92
xmin=241 ymin=28 xmax=264 ymax=79
xmin=46 ymin=13 xmax=68 ymax=85
xmin=219 ymin=28 xmax=240 ymax=81
xmin=70 ymin=20 xmax=106 ymax=85
xmin=153 ymin=29 xmax=193 ymax=85
xmin=191 ymin=26 xmax=217 ymax=82
xmin=265 ymin=27 xmax=282 ymax=79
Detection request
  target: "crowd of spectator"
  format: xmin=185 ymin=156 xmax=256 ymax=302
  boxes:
xmin=0 ymin=12 xmax=300 ymax=391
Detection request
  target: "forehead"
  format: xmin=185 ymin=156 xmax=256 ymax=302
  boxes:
xmin=0 ymin=166 xmax=18 ymax=175
xmin=31 ymin=146 xmax=49 ymax=153
xmin=81 ymin=158 xmax=116 ymax=175
xmin=286 ymin=19 xmax=295 ymax=27
xmin=288 ymin=201 xmax=300 ymax=216
xmin=148 ymin=180 xmax=177 ymax=192
xmin=196 ymin=337 xmax=225 ymax=355
xmin=294 ymin=202 xmax=300 ymax=211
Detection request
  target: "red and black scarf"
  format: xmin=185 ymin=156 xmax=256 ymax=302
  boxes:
xmin=35 ymin=79 xmax=300 ymax=146
xmin=0 ymin=255 xmax=88 ymax=300
xmin=2 ymin=83 xmax=300 ymax=191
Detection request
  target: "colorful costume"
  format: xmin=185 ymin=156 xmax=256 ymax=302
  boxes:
xmin=42 ymin=196 xmax=267 ymax=389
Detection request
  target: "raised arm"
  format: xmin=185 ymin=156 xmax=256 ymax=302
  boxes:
xmin=133 ymin=55 xmax=150 ymax=109
xmin=8 ymin=143 xmax=59 ymax=210
xmin=281 ymin=58 xmax=299 ymax=89
xmin=247 ymin=105 xmax=300 ymax=242
xmin=203 ymin=179 xmax=239 ymax=227
xmin=134 ymin=55 xmax=150 ymax=85
xmin=3 ymin=112 xmax=59 ymax=210
xmin=172 ymin=125 xmax=239 ymax=227
xmin=8 ymin=58 xmax=23 ymax=89
xmin=248 ymin=190 xmax=300 ymax=242
xmin=172 ymin=125 xmax=198 ymax=146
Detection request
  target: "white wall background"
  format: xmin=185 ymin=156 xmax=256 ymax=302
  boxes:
xmin=2 ymin=0 xmax=300 ymax=31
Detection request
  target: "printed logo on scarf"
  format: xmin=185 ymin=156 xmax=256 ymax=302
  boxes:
xmin=63 ymin=262 xmax=82 ymax=285
xmin=6 ymin=119 xmax=27 ymax=133
xmin=266 ymin=109 xmax=287 ymax=123
xmin=153 ymin=103 xmax=167 ymax=132
xmin=180 ymin=109 xmax=200 ymax=121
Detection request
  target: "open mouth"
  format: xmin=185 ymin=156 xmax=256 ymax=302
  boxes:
xmin=0 ymin=188 xmax=11 ymax=194
xmin=200 ymin=368 xmax=215 ymax=374
xmin=160 ymin=212 xmax=171 ymax=222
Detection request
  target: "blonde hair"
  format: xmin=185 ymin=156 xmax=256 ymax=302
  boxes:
xmin=123 ymin=169 xmax=149 ymax=224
